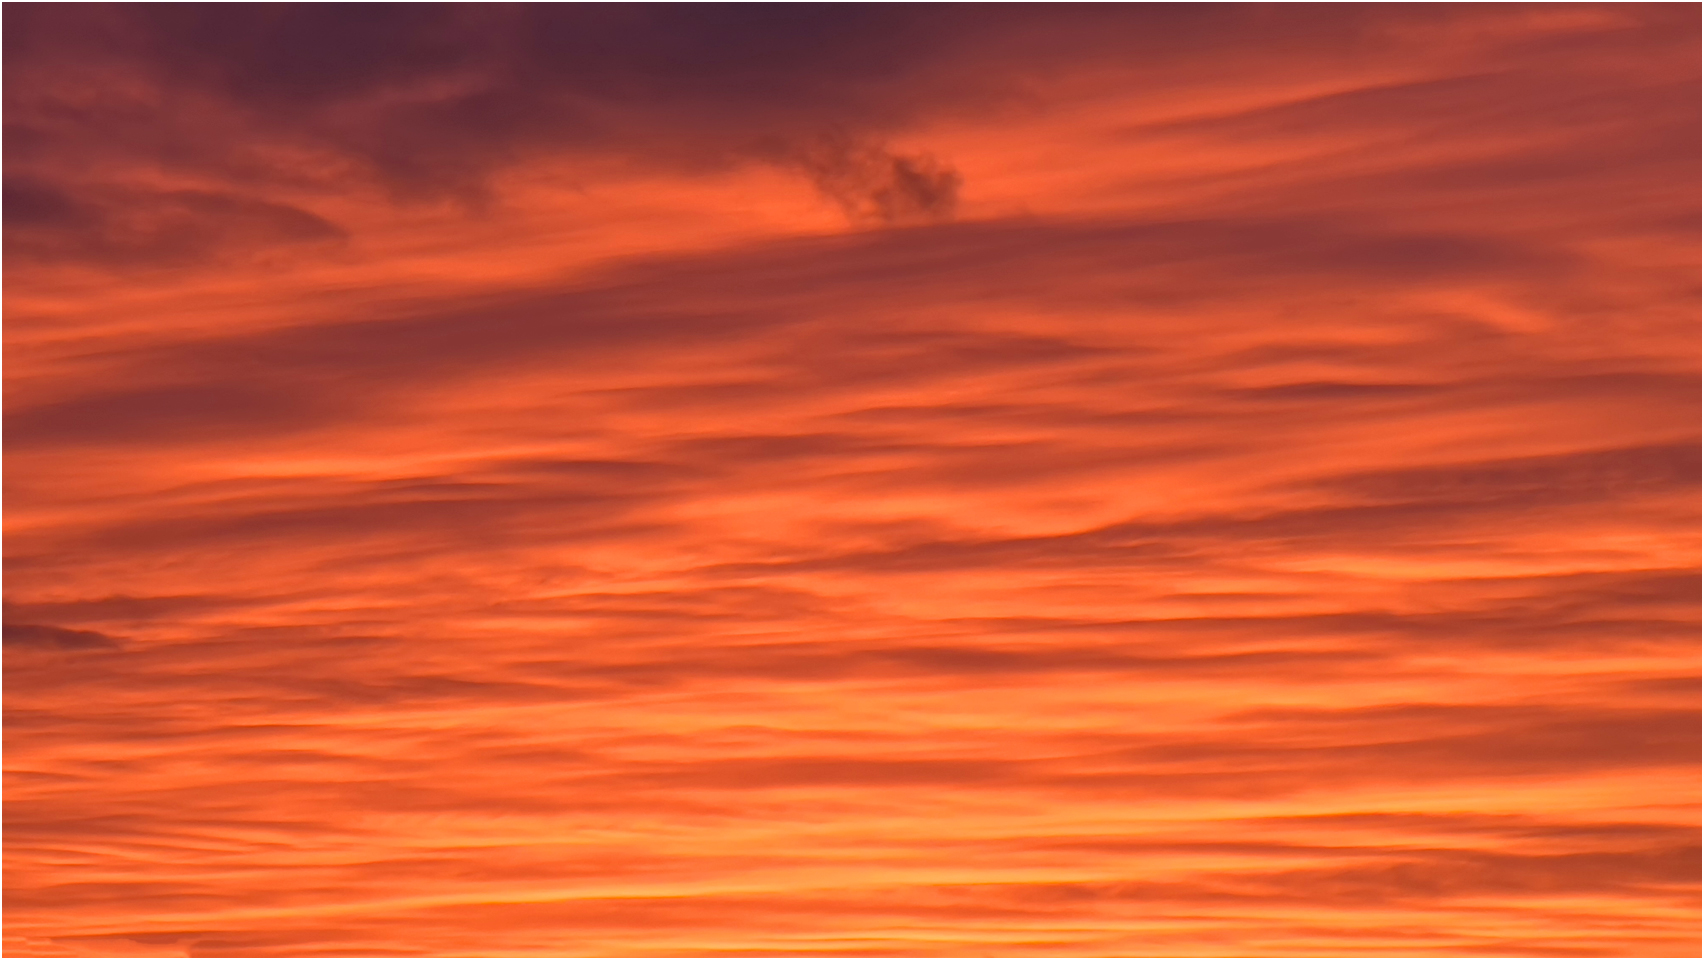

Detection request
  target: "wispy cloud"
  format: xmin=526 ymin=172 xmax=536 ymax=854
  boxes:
xmin=5 ymin=4 xmax=1696 ymax=958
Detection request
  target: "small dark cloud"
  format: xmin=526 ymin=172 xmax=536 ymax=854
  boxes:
xmin=4 ymin=623 xmax=122 ymax=651
xmin=793 ymin=133 xmax=962 ymax=226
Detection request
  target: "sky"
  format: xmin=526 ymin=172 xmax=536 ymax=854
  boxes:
xmin=3 ymin=4 xmax=1699 ymax=958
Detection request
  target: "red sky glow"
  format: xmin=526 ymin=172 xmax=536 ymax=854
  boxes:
xmin=4 ymin=4 xmax=1699 ymax=958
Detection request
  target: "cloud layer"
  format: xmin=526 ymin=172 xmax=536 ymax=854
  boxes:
xmin=5 ymin=4 xmax=1698 ymax=958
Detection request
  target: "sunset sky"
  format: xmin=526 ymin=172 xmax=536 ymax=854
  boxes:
xmin=4 ymin=4 xmax=1699 ymax=958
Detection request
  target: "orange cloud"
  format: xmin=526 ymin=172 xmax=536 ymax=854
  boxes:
xmin=5 ymin=4 xmax=1697 ymax=958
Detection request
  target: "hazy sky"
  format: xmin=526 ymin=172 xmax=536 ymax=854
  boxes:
xmin=5 ymin=4 xmax=1699 ymax=958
